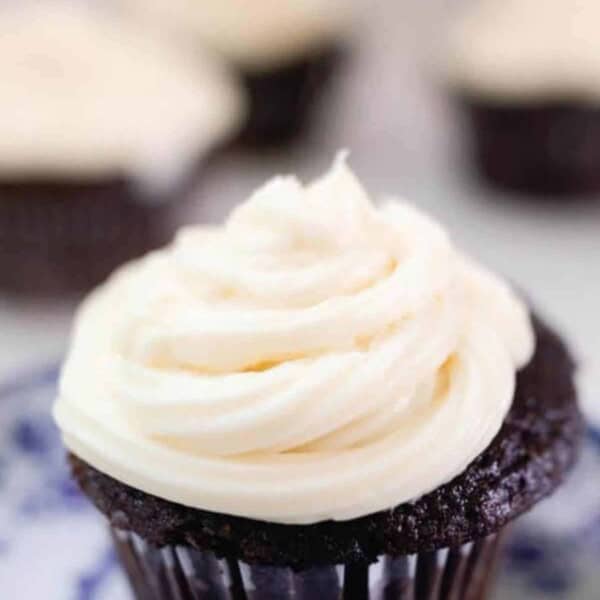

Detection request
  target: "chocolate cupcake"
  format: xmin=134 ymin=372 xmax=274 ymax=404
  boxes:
xmin=54 ymin=156 xmax=583 ymax=599
xmin=446 ymin=0 xmax=600 ymax=196
xmin=0 ymin=4 xmax=245 ymax=295
xmin=119 ymin=0 xmax=353 ymax=145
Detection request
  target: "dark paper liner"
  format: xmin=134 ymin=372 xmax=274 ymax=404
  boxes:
xmin=237 ymin=46 xmax=344 ymax=147
xmin=463 ymin=100 xmax=600 ymax=196
xmin=0 ymin=178 xmax=185 ymax=296
xmin=111 ymin=527 xmax=503 ymax=600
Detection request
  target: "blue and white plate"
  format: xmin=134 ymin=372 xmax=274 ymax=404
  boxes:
xmin=0 ymin=365 xmax=598 ymax=599
xmin=0 ymin=365 xmax=127 ymax=600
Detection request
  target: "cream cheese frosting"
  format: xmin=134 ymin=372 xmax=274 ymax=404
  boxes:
xmin=447 ymin=0 xmax=600 ymax=103
xmin=120 ymin=0 xmax=354 ymax=72
xmin=0 ymin=3 xmax=244 ymax=187
xmin=54 ymin=156 xmax=534 ymax=524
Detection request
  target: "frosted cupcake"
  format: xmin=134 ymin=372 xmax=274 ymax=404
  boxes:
xmin=447 ymin=0 xmax=600 ymax=196
xmin=0 ymin=3 xmax=244 ymax=295
xmin=119 ymin=0 xmax=353 ymax=145
xmin=54 ymin=157 xmax=582 ymax=599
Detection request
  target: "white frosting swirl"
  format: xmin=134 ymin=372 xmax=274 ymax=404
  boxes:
xmin=120 ymin=0 xmax=354 ymax=71
xmin=0 ymin=4 xmax=244 ymax=187
xmin=447 ymin=0 xmax=600 ymax=102
xmin=54 ymin=157 xmax=534 ymax=524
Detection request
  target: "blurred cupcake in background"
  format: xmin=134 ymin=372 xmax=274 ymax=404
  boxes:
xmin=447 ymin=0 xmax=600 ymax=196
xmin=0 ymin=3 xmax=244 ymax=296
xmin=120 ymin=0 xmax=355 ymax=145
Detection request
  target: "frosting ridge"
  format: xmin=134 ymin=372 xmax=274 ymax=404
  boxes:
xmin=54 ymin=157 xmax=534 ymax=523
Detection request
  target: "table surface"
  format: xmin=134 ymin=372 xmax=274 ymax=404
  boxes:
xmin=0 ymin=1 xmax=598 ymax=598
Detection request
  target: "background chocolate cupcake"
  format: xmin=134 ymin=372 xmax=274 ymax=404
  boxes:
xmin=446 ymin=0 xmax=600 ymax=196
xmin=0 ymin=3 xmax=245 ymax=296
xmin=119 ymin=0 xmax=355 ymax=145
xmin=54 ymin=158 xmax=583 ymax=599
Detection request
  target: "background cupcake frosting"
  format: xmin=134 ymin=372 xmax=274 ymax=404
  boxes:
xmin=0 ymin=3 xmax=244 ymax=190
xmin=447 ymin=0 xmax=600 ymax=102
xmin=119 ymin=0 xmax=354 ymax=71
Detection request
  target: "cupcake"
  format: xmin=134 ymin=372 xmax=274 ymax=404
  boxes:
xmin=447 ymin=0 xmax=600 ymax=196
xmin=0 ymin=3 xmax=244 ymax=295
xmin=54 ymin=156 xmax=583 ymax=599
xmin=119 ymin=0 xmax=353 ymax=145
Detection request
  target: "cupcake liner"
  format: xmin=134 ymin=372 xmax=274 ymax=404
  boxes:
xmin=463 ymin=100 xmax=600 ymax=196
xmin=111 ymin=527 xmax=504 ymax=600
xmin=0 ymin=179 xmax=184 ymax=295
xmin=238 ymin=46 xmax=344 ymax=146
